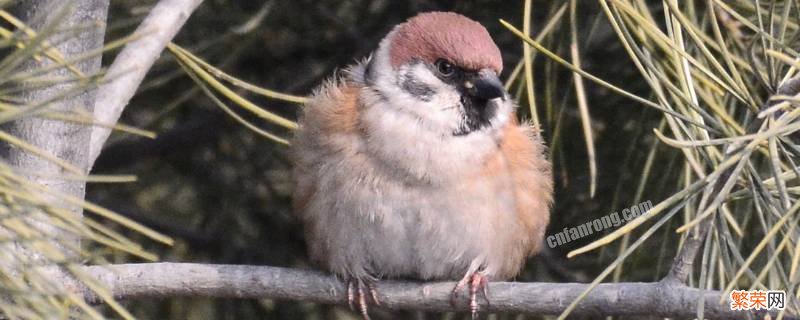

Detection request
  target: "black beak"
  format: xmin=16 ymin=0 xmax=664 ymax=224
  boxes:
xmin=467 ymin=70 xmax=505 ymax=101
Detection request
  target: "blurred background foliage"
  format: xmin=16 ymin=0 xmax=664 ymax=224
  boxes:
xmin=50 ymin=0 xmax=799 ymax=319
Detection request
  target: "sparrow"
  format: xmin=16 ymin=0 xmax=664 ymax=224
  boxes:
xmin=291 ymin=11 xmax=552 ymax=319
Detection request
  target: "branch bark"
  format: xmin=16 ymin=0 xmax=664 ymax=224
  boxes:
xmin=665 ymin=218 xmax=711 ymax=284
xmin=88 ymin=0 xmax=204 ymax=166
xmin=50 ymin=262 xmax=788 ymax=319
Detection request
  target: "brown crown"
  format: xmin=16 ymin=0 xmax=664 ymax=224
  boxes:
xmin=389 ymin=12 xmax=503 ymax=74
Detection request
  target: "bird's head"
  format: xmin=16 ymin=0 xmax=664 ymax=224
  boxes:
xmin=362 ymin=12 xmax=511 ymax=137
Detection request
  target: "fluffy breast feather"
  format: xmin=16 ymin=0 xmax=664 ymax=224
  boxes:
xmin=496 ymin=122 xmax=553 ymax=256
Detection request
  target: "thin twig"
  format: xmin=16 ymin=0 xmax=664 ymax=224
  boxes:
xmin=88 ymin=0 xmax=204 ymax=166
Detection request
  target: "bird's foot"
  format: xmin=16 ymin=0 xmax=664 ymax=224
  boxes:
xmin=451 ymin=271 xmax=490 ymax=319
xmin=347 ymin=278 xmax=380 ymax=320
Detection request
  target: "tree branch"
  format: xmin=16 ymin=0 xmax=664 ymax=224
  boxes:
xmin=51 ymin=263 xmax=787 ymax=319
xmin=88 ymin=0 xmax=204 ymax=166
xmin=665 ymin=218 xmax=711 ymax=284
xmin=665 ymin=150 xmax=740 ymax=284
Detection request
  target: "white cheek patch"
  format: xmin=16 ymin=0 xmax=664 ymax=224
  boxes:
xmin=404 ymin=64 xmax=441 ymax=87
xmin=379 ymin=63 xmax=463 ymax=133
xmin=406 ymin=64 xmax=460 ymax=104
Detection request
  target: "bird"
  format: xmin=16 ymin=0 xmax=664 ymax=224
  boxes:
xmin=291 ymin=11 xmax=553 ymax=319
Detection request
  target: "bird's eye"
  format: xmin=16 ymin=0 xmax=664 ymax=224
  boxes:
xmin=435 ymin=59 xmax=456 ymax=77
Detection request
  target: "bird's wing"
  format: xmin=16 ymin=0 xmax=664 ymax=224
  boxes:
xmin=291 ymin=79 xmax=363 ymax=216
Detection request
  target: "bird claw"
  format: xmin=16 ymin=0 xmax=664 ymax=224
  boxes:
xmin=347 ymin=280 xmax=356 ymax=311
xmin=366 ymin=281 xmax=381 ymax=306
xmin=346 ymin=278 xmax=380 ymax=320
xmin=451 ymin=271 xmax=490 ymax=319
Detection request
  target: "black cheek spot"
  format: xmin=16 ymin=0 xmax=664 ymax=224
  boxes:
xmin=364 ymin=57 xmax=375 ymax=85
xmin=401 ymin=76 xmax=435 ymax=102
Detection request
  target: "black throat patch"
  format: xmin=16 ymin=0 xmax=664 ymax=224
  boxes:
xmin=454 ymin=95 xmax=497 ymax=136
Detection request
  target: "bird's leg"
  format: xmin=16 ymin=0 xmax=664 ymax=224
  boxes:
xmin=357 ymin=283 xmax=369 ymax=320
xmin=346 ymin=278 xmax=380 ymax=320
xmin=366 ymin=281 xmax=381 ymax=306
xmin=347 ymin=280 xmax=356 ymax=311
xmin=450 ymin=275 xmax=470 ymax=305
xmin=451 ymin=271 xmax=490 ymax=320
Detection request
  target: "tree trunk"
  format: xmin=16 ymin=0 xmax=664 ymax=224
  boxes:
xmin=0 ymin=0 xmax=109 ymax=263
